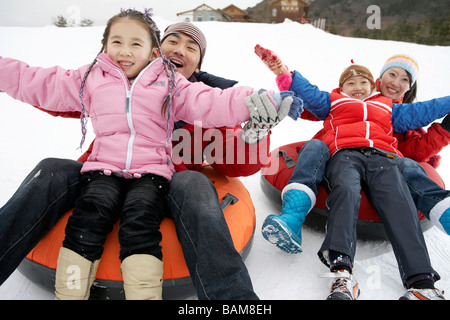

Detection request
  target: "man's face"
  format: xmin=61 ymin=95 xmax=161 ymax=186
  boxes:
xmin=161 ymin=32 xmax=201 ymax=79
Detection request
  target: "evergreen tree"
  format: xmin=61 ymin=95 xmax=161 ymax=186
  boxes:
xmin=80 ymin=18 xmax=94 ymax=27
xmin=54 ymin=15 xmax=67 ymax=27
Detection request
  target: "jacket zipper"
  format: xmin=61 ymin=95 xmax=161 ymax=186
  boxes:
xmin=125 ymin=90 xmax=136 ymax=172
xmin=362 ymin=101 xmax=373 ymax=147
xmin=97 ymin=58 xmax=158 ymax=173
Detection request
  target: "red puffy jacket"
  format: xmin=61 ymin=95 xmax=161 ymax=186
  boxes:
xmin=171 ymin=123 xmax=269 ymax=177
xmin=396 ymin=124 xmax=450 ymax=168
xmin=321 ymin=89 xmax=399 ymax=156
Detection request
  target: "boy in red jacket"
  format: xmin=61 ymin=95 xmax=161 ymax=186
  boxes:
xmin=264 ymin=61 xmax=443 ymax=300
xmin=314 ymin=65 xmax=442 ymax=300
xmin=256 ymin=46 xmax=448 ymax=300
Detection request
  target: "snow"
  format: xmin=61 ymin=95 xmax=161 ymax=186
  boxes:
xmin=0 ymin=17 xmax=449 ymax=300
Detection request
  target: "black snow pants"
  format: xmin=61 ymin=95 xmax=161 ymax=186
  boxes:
xmin=319 ymin=148 xmax=439 ymax=287
xmin=63 ymin=171 xmax=169 ymax=262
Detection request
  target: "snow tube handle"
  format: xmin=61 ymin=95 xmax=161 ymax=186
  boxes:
xmin=277 ymin=150 xmax=297 ymax=168
xmin=220 ymin=193 xmax=239 ymax=210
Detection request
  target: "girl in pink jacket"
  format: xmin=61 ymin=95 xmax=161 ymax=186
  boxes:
xmin=0 ymin=9 xmax=297 ymax=300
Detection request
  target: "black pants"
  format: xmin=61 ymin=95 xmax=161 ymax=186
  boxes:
xmin=63 ymin=172 xmax=168 ymax=262
xmin=319 ymin=149 xmax=439 ymax=287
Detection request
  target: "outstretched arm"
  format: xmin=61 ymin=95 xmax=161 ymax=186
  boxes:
xmin=0 ymin=56 xmax=83 ymax=113
xmin=392 ymin=96 xmax=450 ymax=133
xmin=254 ymin=44 xmax=289 ymax=76
xmin=254 ymin=45 xmax=330 ymax=120
xmin=397 ymin=122 xmax=450 ymax=162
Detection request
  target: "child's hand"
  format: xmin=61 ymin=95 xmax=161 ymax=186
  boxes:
xmin=280 ymin=91 xmax=303 ymax=120
xmin=255 ymin=45 xmax=288 ymax=76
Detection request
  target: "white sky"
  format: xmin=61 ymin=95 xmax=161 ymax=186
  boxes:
xmin=0 ymin=0 xmax=263 ymax=27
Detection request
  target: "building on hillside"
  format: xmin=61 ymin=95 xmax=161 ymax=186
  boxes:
xmin=176 ymin=3 xmax=250 ymax=22
xmin=269 ymin=0 xmax=310 ymax=23
xmin=221 ymin=4 xmax=251 ymax=22
xmin=176 ymin=3 xmax=230 ymax=22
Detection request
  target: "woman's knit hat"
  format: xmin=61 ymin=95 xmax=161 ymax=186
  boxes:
xmin=339 ymin=64 xmax=375 ymax=87
xmin=162 ymin=22 xmax=207 ymax=68
xmin=379 ymin=54 xmax=419 ymax=86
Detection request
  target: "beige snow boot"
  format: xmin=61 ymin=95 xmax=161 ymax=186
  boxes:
xmin=121 ymin=254 xmax=163 ymax=300
xmin=54 ymin=247 xmax=100 ymax=300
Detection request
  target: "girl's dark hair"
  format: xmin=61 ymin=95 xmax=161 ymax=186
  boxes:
xmin=78 ymin=9 xmax=178 ymax=149
xmin=402 ymin=71 xmax=417 ymax=103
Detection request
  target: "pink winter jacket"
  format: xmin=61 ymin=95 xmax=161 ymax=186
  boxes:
xmin=0 ymin=53 xmax=254 ymax=180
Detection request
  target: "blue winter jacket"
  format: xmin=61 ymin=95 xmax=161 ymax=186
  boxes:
xmin=290 ymin=71 xmax=450 ymax=133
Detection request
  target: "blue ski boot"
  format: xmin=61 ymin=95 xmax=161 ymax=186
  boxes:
xmin=438 ymin=207 xmax=450 ymax=235
xmin=430 ymin=198 xmax=450 ymax=235
xmin=261 ymin=189 xmax=312 ymax=253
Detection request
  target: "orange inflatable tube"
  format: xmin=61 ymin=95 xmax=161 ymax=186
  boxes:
xmin=19 ymin=165 xmax=255 ymax=299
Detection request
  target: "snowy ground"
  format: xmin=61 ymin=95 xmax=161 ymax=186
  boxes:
xmin=0 ymin=16 xmax=449 ymax=300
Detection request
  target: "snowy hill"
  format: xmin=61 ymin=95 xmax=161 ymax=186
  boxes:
xmin=0 ymin=17 xmax=449 ymax=300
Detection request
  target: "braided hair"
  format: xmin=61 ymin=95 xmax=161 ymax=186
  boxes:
xmin=78 ymin=8 xmax=179 ymax=149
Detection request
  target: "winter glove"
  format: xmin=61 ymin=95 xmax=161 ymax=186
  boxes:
xmin=440 ymin=114 xmax=450 ymax=132
xmin=283 ymin=91 xmax=303 ymax=120
xmin=241 ymin=90 xmax=303 ymax=144
xmin=255 ymin=44 xmax=289 ymax=76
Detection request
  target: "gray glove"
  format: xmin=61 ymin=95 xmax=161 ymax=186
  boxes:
xmin=241 ymin=90 xmax=292 ymax=144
